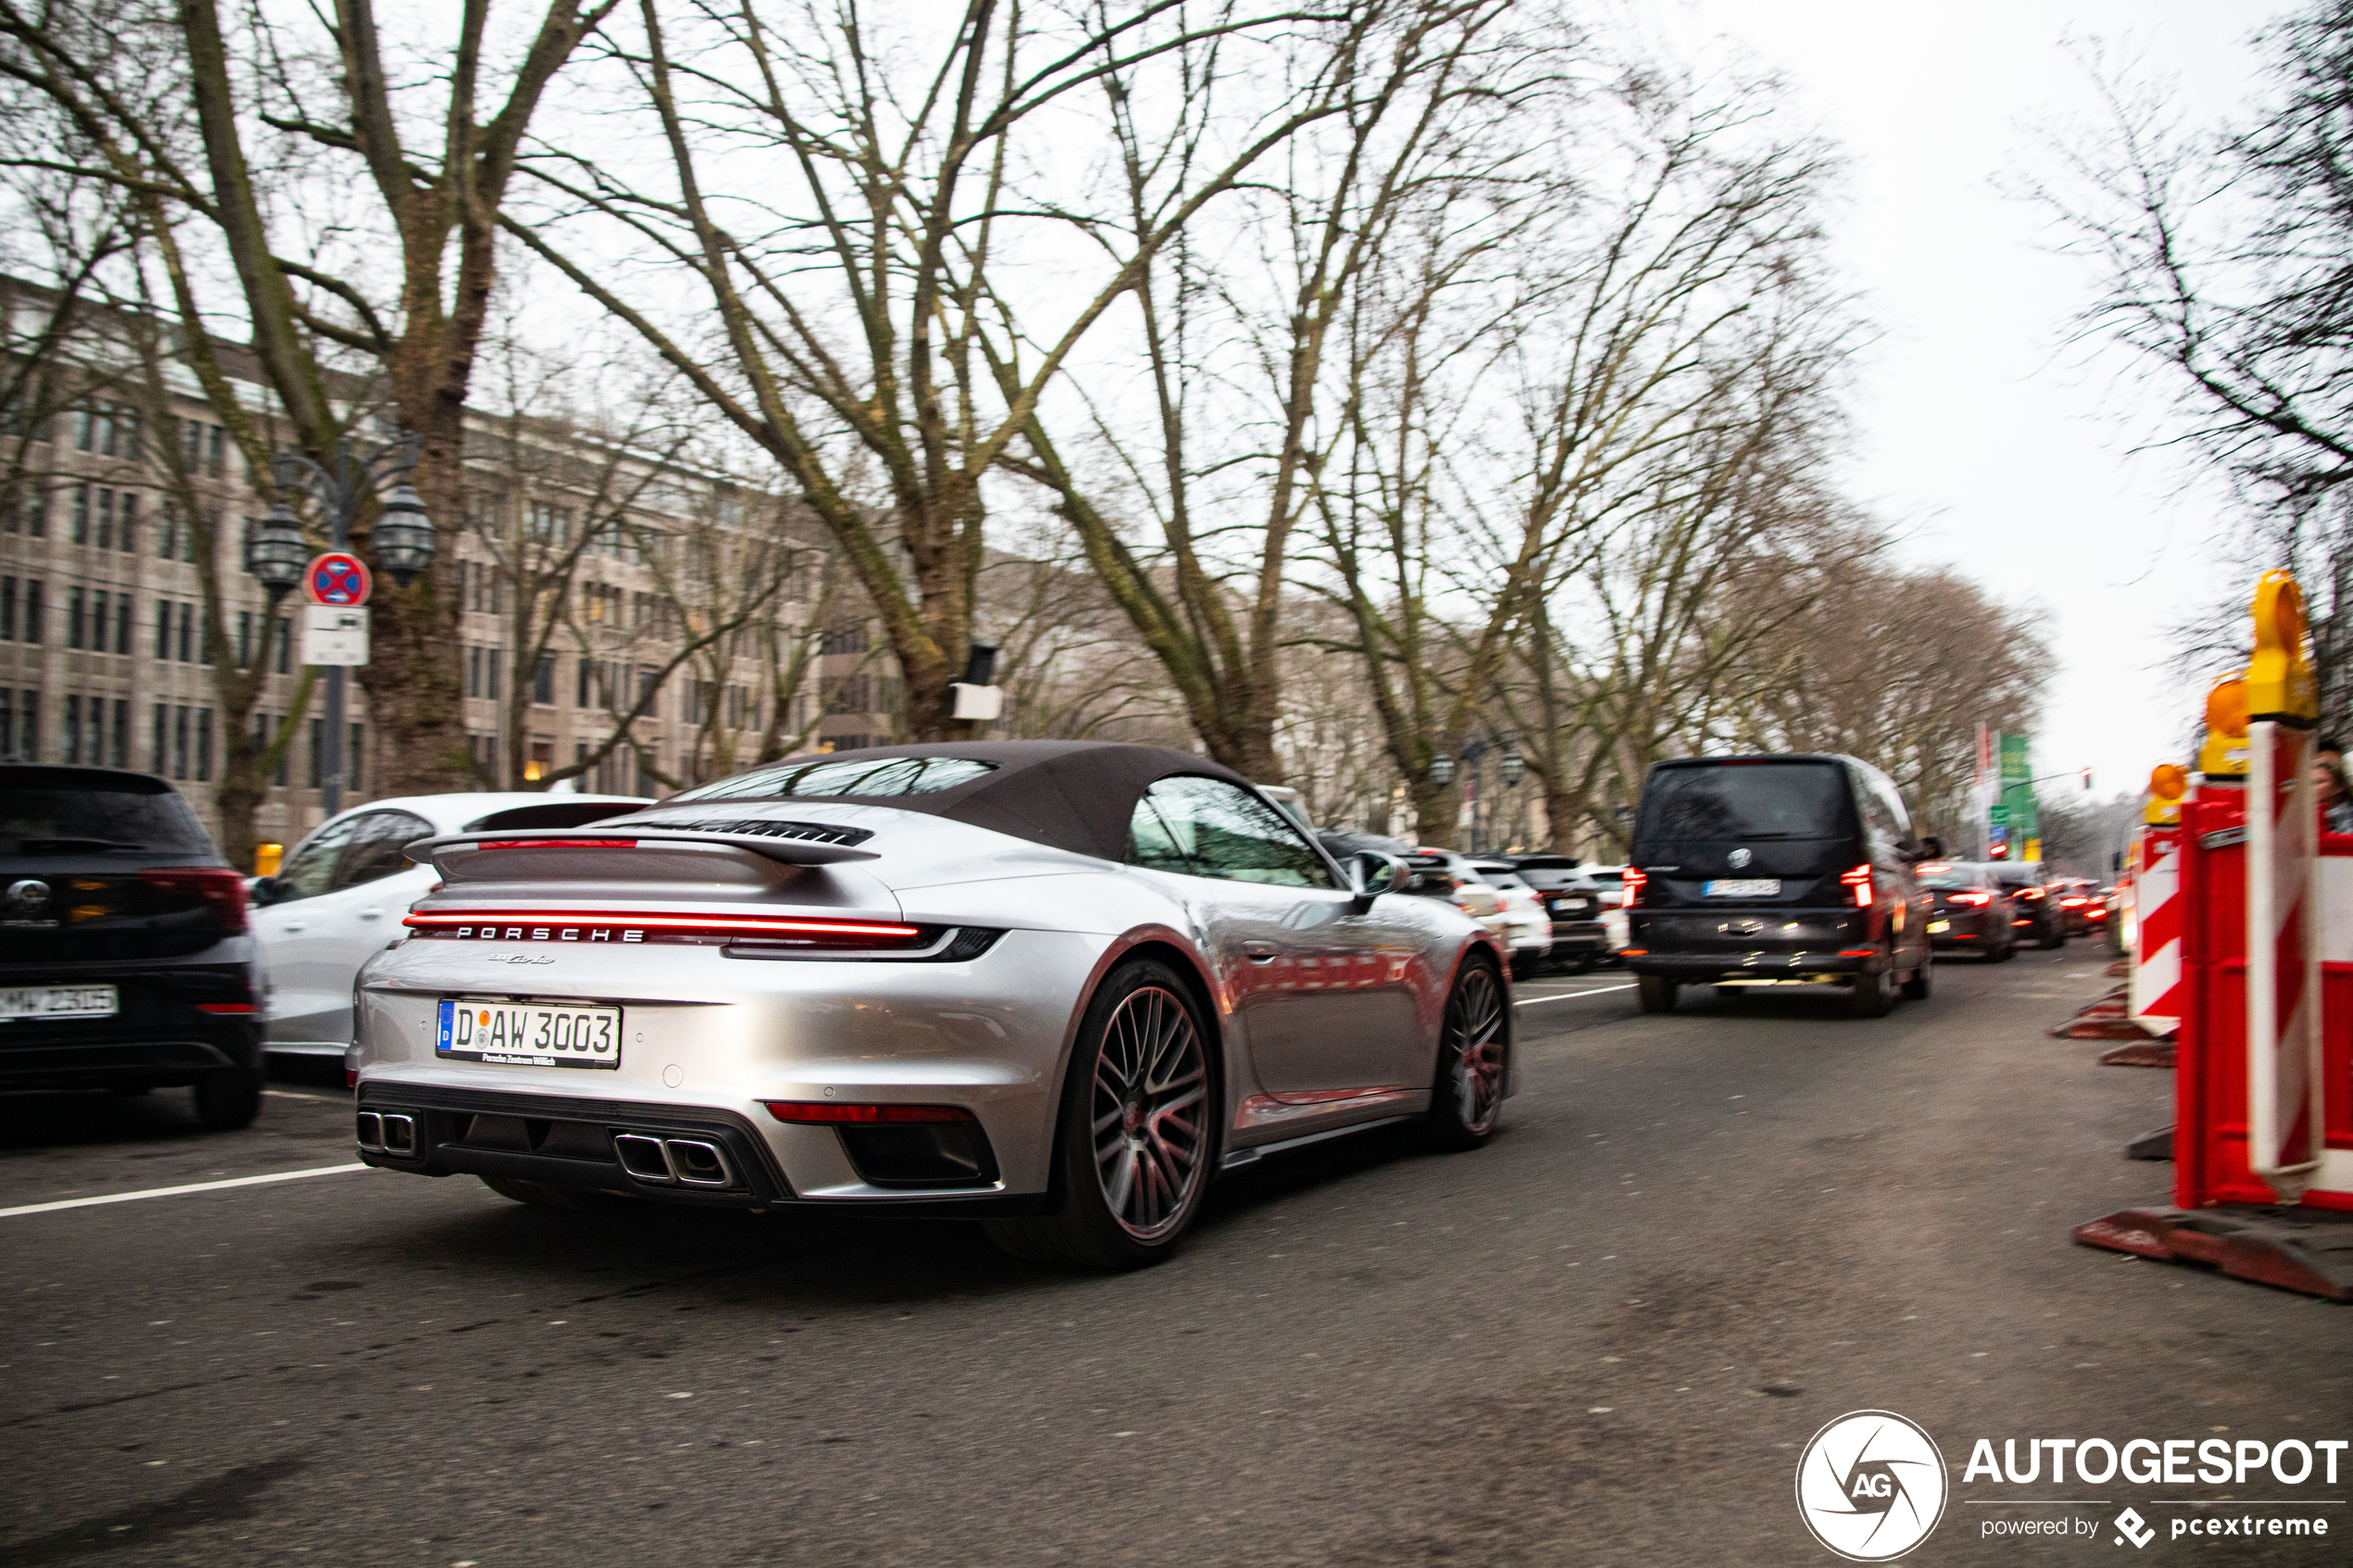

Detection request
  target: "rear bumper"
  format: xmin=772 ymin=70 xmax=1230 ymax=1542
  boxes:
xmin=1623 ymin=950 xmax=1882 ymax=980
xmin=354 ymin=1082 xmax=1036 ymax=1215
xmin=1544 ymin=921 xmax=1607 ymax=955
xmin=0 ymin=1026 xmax=259 ymax=1089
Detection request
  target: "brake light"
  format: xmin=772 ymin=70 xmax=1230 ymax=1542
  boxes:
xmin=401 ymin=909 xmax=922 ymax=944
xmin=1621 ymin=867 xmax=1647 ymax=907
xmin=196 ymin=1002 xmax=258 ymax=1014
xmin=1840 ymin=863 xmax=1872 ymax=908
xmin=1946 ymin=891 xmax=1992 ymax=906
xmin=763 ymin=1101 xmax=976 ymax=1124
xmin=470 ymin=839 xmax=640 ymax=850
xmin=2018 ymin=887 xmax=2045 ymax=900
xmin=1919 ymin=863 xmax=1951 ymax=874
xmin=138 ymin=867 xmax=249 ymax=934
xmin=2058 ymin=897 xmax=2087 ymax=907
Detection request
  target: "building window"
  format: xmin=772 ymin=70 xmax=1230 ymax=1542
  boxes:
xmin=171 ymin=705 xmax=190 ymax=781
xmin=208 ymin=425 xmax=226 ymax=478
xmin=178 ymin=601 xmax=195 ymax=663
xmin=155 ymin=598 xmax=171 ymax=659
xmin=114 ymin=593 xmax=131 ymax=655
xmin=6 ymin=690 xmax=36 ymax=760
xmin=63 ymin=694 xmax=82 ymax=763
xmin=21 ymin=579 xmax=41 ymax=643
xmin=151 ymin=703 xmax=166 ymax=773
xmin=95 ymin=487 xmax=113 ymax=550
xmin=0 ymin=576 xmax=13 ymax=640
xmin=118 ymin=493 xmax=136 ymax=554
xmin=18 ymin=484 xmax=46 ymax=536
xmin=637 ymin=667 xmax=660 ymax=718
xmin=533 ymin=653 xmax=557 ymax=706
xmin=110 ymin=697 xmax=129 ymax=768
xmin=67 ymin=583 xmax=84 ymax=649
xmin=195 ymin=708 xmax=213 ymax=782
xmin=71 ymin=483 xmax=88 ymax=544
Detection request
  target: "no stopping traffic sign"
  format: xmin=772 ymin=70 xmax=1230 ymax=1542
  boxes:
xmin=306 ymin=551 xmax=372 ymax=607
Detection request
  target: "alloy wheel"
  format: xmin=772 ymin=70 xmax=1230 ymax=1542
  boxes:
xmin=1090 ymin=985 xmax=1209 ymax=1240
xmin=1445 ymin=965 xmax=1507 ymax=1134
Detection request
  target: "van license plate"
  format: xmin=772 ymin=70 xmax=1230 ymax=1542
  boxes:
xmin=1702 ymin=879 xmax=1780 ymax=897
xmin=1928 ymin=920 xmax=1951 ymax=934
xmin=436 ymin=1000 xmax=622 ymax=1069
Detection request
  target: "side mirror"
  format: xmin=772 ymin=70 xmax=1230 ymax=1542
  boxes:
xmin=1919 ymin=836 xmax=1945 ymax=859
xmin=1894 ymin=837 xmax=1922 ymax=862
xmin=249 ymin=875 xmax=284 ymax=907
xmin=1348 ymin=850 xmax=1408 ymax=912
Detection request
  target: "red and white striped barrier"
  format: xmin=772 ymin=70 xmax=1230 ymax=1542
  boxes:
xmin=2128 ymin=825 xmax=2183 ymax=1036
xmin=2246 ymin=720 xmax=2325 ymax=1200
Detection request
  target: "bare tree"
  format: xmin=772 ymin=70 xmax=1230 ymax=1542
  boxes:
xmin=1 ymin=0 xmax=620 ymax=795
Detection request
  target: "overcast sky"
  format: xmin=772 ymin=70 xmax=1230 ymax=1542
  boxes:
xmin=1659 ymin=0 xmax=2288 ymax=801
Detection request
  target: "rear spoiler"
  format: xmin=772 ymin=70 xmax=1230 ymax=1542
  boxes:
xmin=406 ymin=825 xmax=881 ymax=872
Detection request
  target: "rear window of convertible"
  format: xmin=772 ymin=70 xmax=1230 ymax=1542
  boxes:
xmin=672 ymin=757 xmax=997 ymax=802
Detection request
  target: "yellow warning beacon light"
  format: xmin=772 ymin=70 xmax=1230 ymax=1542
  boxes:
xmin=2196 ymin=671 xmax=2249 ymax=780
xmin=2145 ymin=762 xmax=2188 ymax=826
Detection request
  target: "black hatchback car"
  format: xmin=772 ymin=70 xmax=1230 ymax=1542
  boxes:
xmin=0 ymin=765 xmax=264 ymax=1128
xmin=1991 ymin=860 xmax=2065 ymax=949
xmin=1916 ymin=860 xmax=2015 ymax=960
xmin=1621 ymin=754 xmax=1935 ymax=1017
xmin=1505 ymin=854 xmax=1610 ymax=972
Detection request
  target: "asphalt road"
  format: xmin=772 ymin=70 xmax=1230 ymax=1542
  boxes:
xmin=3 ymin=947 xmax=2346 ymax=1567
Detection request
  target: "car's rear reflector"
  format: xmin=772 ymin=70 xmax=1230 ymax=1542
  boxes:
xmin=763 ymin=1101 xmax=976 ymax=1124
xmin=137 ymin=867 xmax=250 ymax=934
xmin=195 ymin=1002 xmax=258 ymax=1014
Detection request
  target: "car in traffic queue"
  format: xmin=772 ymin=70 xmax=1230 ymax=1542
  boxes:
xmin=1 ymin=764 xmax=265 ymax=1128
xmin=1990 ymin=860 xmax=2065 ymax=949
xmin=2053 ymin=878 xmax=2108 ymax=939
xmin=1620 ymin=753 xmax=1935 ymax=1018
xmin=1463 ymin=859 xmax=1558 ymax=980
xmin=1915 ymin=859 xmax=2015 ymax=961
xmin=251 ymin=791 xmax=651 ymax=1060
xmin=1502 ymin=854 xmax=1610 ymax=972
xmin=1394 ymin=847 xmax=1513 ymax=947
xmin=346 ymin=743 xmax=1512 ymax=1270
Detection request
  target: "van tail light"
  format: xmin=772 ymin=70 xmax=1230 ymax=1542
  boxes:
xmin=1946 ymin=891 xmax=1992 ymax=906
xmin=1840 ymin=864 xmax=1873 ymax=908
xmin=138 ymin=868 xmax=250 ymax=934
xmin=2017 ymin=887 xmax=2045 ymax=900
xmin=1621 ymin=867 xmax=1647 ymax=907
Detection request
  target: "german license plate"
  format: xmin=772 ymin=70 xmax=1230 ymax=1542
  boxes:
xmin=436 ymin=999 xmax=622 ymax=1069
xmin=0 ymin=985 xmax=118 ymax=1022
xmin=1928 ymin=920 xmax=1951 ymax=934
xmin=1702 ymin=879 xmax=1780 ymax=897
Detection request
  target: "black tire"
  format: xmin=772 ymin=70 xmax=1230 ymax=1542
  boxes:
xmin=1566 ymin=953 xmax=1598 ymax=976
xmin=479 ymin=1174 xmax=635 ymax=1210
xmin=192 ymin=1067 xmax=263 ymax=1131
xmin=2037 ymin=922 xmax=2065 ymax=950
xmin=1901 ymin=956 xmax=1932 ymax=1001
xmin=1425 ymin=958 xmax=1509 ymax=1150
xmin=1509 ymin=953 xmax=1541 ymax=983
xmin=984 ymin=960 xmax=1215 ymax=1271
xmin=1847 ymin=965 xmax=1895 ymax=1018
xmin=1636 ymin=973 xmax=1678 ymax=1013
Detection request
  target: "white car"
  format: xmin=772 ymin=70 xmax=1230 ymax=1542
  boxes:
xmin=1580 ymin=863 xmax=1632 ymax=960
xmin=1465 ymin=859 xmax=1554 ymax=980
xmin=253 ymin=792 xmax=650 ymax=1057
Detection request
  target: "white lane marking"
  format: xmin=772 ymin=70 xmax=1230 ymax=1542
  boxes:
xmin=264 ymin=1089 xmax=346 ymax=1101
xmin=1516 ymin=983 xmax=1637 ymax=1007
xmin=0 ymin=1163 xmax=369 ymax=1219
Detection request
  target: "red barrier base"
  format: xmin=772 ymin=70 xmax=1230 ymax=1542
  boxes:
xmin=2050 ymin=986 xmax=2152 ymax=1041
xmin=2099 ymin=1038 xmax=2177 ymax=1068
xmin=2073 ymin=1205 xmax=2353 ymax=1302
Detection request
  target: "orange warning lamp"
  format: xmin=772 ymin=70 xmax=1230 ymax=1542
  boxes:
xmin=2197 ymin=671 xmax=2250 ymax=779
xmin=2145 ymin=762 xmax=2188 ymax=825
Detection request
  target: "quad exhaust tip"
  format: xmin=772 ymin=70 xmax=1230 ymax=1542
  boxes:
xmin=355 ymin=1111 xmax=415 ymax=1155
xmin=612 ymin=1133 xmax=735 ymax=1188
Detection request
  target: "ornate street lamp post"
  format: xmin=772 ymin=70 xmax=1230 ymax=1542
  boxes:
xmin=245 ymin=433 xmax=436 ymax=818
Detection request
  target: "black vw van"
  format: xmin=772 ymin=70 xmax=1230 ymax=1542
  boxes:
xmin=1621 ymin=754 xmax=1935 ymax=1018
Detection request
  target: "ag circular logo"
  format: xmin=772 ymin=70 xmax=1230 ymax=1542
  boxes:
xmin=1728 ymin=847 xmax=1753 ymax=869
xmin=6 ymin=878 xmax=48 ymax=913
xmin=1794 ymin=1410 xmax=1947 ymax=1562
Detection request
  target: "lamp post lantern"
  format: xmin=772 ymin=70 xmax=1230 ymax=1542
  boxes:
xmin=250 ymin=432 xmax=436 ymax=817
xmin=1428 ymin=751 xmax=1455 ymax=788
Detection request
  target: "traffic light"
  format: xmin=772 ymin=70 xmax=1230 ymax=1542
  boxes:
xmin=1990 ymin=842 xmax=2008 ymax=859
xmin=2081 ymin=767 xmax=2094 ymax=791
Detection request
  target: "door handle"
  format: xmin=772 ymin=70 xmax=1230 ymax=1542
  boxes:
xmin=1241 ymin=941 xmax=1279 ymax=962
xmin=358 ymin=909 xmax=382 ymax=921
xmin=279 ymin=922 xmax=308 ymax=933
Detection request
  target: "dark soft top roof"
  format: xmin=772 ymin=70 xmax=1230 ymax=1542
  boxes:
xmin=658 ymin=740 xmax=1255 ymax=863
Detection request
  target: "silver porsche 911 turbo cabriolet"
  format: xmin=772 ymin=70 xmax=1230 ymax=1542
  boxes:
xmin=348 ymin=741 xmax=1510 ymax=1268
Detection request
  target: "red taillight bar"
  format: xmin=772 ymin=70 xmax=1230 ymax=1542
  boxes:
xmin=763 ymin=1101 xmax=975 ymax=1124
xmin=401 ymin=909 xmax=920 ymax=939
xmin=1946 ymin=891 xmax=1992 ymax=906
xmin=467 ymin=839 xmax=641 ymax=850
xmin=1621 ymin=866 xmax=1648 ymax=907
xmin=138 ymin=867 xmax=250 ymax=935
xmin=196 ymin=1002 xmax=258 ymax=1014
xmin=1840 ymin=863 xmax=1872 ymax=908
